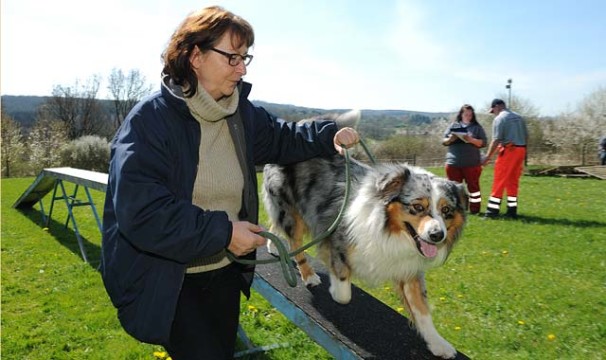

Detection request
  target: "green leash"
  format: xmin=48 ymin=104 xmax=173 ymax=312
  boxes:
xmin=227 ymin=140 xmax=375 ymax=287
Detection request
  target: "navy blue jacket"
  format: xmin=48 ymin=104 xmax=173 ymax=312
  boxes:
xmin=101 ymin=80 xmax=338 ymax=345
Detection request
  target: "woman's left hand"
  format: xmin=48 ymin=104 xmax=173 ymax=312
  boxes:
xmin=334 ymin=127 xmax=360 ymax=155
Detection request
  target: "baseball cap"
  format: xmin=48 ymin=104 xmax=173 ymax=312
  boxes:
xmin=489 ymin=98 xmax=505 ymax=113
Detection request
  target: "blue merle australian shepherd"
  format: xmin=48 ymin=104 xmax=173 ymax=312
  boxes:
xmin=262 ymin=110 xmax=468 ymax=359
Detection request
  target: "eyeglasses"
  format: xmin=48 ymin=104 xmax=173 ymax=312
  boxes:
xmin=209 ymin=48 xmax=253 ymax=66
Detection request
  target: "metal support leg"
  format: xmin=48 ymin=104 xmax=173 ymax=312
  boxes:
xmin=84 ymin=186 xmax=103 ymax=233
xmin=53 ymin=180 xmax=89 ymax=263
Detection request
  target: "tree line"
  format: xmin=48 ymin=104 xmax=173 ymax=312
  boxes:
xmin=2 ymin=69 xmax=605 ymax=178
xmin=1 ymin=69 xmax=151 ymax=177
xmin=364 ymin=90 xmax=606 ymax=168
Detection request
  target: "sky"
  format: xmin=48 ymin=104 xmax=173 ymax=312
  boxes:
xmin=2 ymin=0 xmax=605 ymax=116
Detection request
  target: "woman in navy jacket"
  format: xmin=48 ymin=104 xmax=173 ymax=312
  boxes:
xmin=100 ymin=6 xmax=359 ymax=359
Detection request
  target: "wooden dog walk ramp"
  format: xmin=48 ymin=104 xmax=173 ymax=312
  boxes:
xmin=574 ymin=165 xmax=606 ymax=179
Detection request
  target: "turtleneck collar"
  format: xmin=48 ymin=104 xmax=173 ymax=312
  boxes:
xmin=184 ymin=83 xmax=239 ymax=123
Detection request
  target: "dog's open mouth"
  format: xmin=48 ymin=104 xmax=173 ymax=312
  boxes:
xmin=405 ymin=222 xmax=438 ymax=258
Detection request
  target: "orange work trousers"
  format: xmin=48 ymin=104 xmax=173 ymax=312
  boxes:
xmin=491 ymin=145 xmax=526 ymax=199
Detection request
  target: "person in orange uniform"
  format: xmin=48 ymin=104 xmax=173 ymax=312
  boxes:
xmin=482 ymin=99 xmax=528 ymax=219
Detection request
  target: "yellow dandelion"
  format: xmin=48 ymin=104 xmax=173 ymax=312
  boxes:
xmin=502 ymin=250 xmax=509 ymax=255
xmin=153 ymin=351 xmax=167 ymax=359
xmin=247 ymin=305 xmax=258 ymax=312
xmin=454 ymin=326 xmax=461 ymax=331
xmin=547 ymin=334 xmax=556 ymax=341
xmin=396 ymin=307 xmax=405 ymax=313
xmin=384 ymin=286 xmax=391 ymax=291
xmin=457 ymin=294 xmax=464 ymax=298
xmin=518 ymin=320 xmax=525 ymax=325
xmin=439 ymin=297 xmax=446 ymax=301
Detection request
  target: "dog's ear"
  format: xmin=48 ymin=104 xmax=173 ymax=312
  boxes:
xmin=377 ymin=166 xmax=410 ymax=201
xmin=454 ymin=182 xmax=468 ymax=211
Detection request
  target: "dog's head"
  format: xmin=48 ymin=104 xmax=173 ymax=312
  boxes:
xmin=376 ymin=164 xmax=467 ymax=261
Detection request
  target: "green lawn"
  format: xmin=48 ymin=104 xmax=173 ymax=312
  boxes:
xmin=2 ymin=168 xmax=605 ymax=359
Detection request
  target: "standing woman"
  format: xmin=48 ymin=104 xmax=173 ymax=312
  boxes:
xmin=100 ymin=6 xmax=359 ymax=359
xmin=442 ymin=104 xmax=487 ymax=214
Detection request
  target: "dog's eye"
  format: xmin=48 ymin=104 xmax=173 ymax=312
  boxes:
xmin=413 ymin=204 xmax=425 ymax=213
xmin=441 ymin=206 xmax=452 ymax=216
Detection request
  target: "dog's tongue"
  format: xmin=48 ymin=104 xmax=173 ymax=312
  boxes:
xmin=420 ymin=241 xmax=438 ymax=258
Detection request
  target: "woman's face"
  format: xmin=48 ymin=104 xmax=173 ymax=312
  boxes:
xmin=189 ymin=32 xmax=248 ymax=101
xmin=461 ymin=108 xmax=473 ymax=123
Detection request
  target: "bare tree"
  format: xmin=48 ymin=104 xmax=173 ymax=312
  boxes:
xmin=1 ymin=108 xmax=26 ymax=177
xmin=43 ymin=75 xmax=108 ymax=139
xmin=107 ymin=68 xmax=153 ymax=129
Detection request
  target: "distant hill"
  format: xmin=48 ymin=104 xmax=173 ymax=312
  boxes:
xmin=2 ymin=95 xmax=453 ymax=139
xmin=252 ymin=100 xmax=450 ymax=120
xmin=1 ymin=95 xmax=50 ymax=128
xmin=1 ymin=95 xmax=116 ymax=129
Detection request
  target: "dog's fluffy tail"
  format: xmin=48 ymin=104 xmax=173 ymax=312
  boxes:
xmin=334 ymin=109 xmax=361 ymax=129
xmin=298 ymin=109 xmax=361 ymax=129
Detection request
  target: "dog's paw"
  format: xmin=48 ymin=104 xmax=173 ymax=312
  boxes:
xmin=328 ymin=273 xmax=352 ymax=304
xmin=266 ymin=239 xmax=279 ymax=256
xmin=303 ymin=273 xmax=321 ymax=287
xmin=426 ymin=336 xmax=457 ymax=359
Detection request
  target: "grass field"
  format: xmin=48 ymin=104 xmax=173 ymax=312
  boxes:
xmin=2 ymin=168 xmax=605 ymax=359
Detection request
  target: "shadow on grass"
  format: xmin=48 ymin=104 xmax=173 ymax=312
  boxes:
xmin=17 ymin=207 xmax=102 ymax=271
xmin=507 ymin=214 xmax=605 ymax=228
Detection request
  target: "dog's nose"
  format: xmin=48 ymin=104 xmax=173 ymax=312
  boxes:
xmin=429 ymin=230 xmax=444 ymax=243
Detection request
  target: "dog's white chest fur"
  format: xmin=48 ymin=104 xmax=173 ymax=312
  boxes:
xmin=347 ymin=233 xmax=443 ymax=285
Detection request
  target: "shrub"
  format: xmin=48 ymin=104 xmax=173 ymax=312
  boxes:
xmin=61 ymin=135 xmax=110 ymax=172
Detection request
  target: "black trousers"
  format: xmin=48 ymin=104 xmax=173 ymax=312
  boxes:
xmin=165 ymin=264 xmax=242 ymax=360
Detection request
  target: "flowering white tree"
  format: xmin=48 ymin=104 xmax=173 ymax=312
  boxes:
xmin=1 ymin=110 xmax=26 ymax=177
xmin=542 ymin=87 xmax=606 ymax=164
xmin=578 ymin=87 xmax=606 ymax=163
xmin=60 ymin=135 xmax=110 ymax=172
xmin=27 ymin=118 xmax=69 ymax=173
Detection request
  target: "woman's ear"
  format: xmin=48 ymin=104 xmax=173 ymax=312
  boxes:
xmin=189 ymin=46 xmax=203 ymax=70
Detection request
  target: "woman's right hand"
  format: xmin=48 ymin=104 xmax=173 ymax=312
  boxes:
xmin=443 ymin=134 xmax=456 ymax=145
xmin=228 ymin=221 xmax=267 ymax=257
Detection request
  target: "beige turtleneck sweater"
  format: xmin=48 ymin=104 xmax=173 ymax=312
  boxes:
xmin=184 ymin=85 xmax=244 ymax=273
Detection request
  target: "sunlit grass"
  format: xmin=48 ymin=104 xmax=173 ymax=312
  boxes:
xmin=2 ymin=168 xmax=605 ymax=359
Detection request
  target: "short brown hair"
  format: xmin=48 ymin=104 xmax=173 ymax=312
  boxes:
xmin=161 ymin=6 xmax=254 ymax=97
